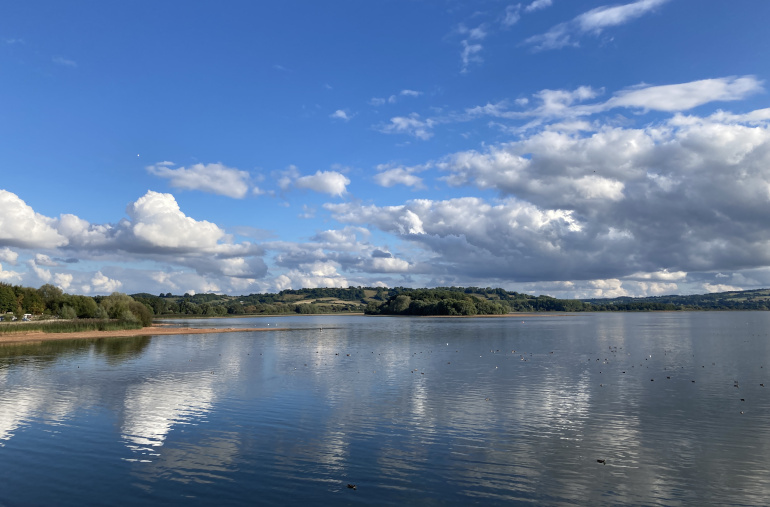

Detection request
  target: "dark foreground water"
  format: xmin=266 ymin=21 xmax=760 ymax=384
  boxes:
xmin=1 ymin=312 xmax=770 ymax=506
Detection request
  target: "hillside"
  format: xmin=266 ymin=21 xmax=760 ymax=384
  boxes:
xmin=133 ymin=286 xmax=770 ymax=316
xmin=4 ymin=282 xmax=769 ymax=321
xmin=582 ymin=288 xmax=770 ymax=311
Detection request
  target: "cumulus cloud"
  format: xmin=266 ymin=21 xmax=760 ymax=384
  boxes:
xmin=703 ymin=283 xmax=742 ymax=293
xmin=525 ymin=0 xmax=669 ymax=50
xmin=0 ymin=263 xmax=21 ymax=282
xmin=127 ymin=191 xmax=227 ymax=250
xmin=0 ymin=248 xmax=18 ymax=265
xmin=263 ymin=226 xmax=415 ymax=287
xmin=379 ymin=114 xmax=436 ymax=140
xmin=146 ymin=162 xmax=251 ymax=199
xmin=54 ymin=272 xmax=73 ymax=291
xmin=274 ymin=261 xmax=349 ymax=290
xmin=57 ymin=214 xmax=113 ymax=248
xmin=328 ymin=108 xmax=770 ymax=288
xmin=276 ymin=167 xmax=350 ymax=196
xmin=28 ymin=261 xmax=52 ymax=283
xmin=294 ymin=171 xmax=350 ymax=197
xmin=369 ymin=255 xmax=410 ymax=273
xmin=0 ymin=190 xmax=68 ymax=248
xmin=326 ymin=197 xmax=586 ymax=282
xmin=91 ymin=271 xmax=122 ymax=294
xmin=330 ymin=109 xmax=353 ymax=121
xmin=373 ymin=163 xmax=429 ymax=189
xmin=0 ymin=188 xmax=268 ymax=294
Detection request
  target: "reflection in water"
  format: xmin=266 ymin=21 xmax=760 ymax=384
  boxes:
xmin=1 ymin=314 xmax=770 ymax=505
xmin=122 ymin=373 xmax=216 ymax=453
xmin=0 ymin=335 xmax=151 ymax=364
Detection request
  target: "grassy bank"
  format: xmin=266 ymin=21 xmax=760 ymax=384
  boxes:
xmin=0 ymin=319 xmax=143 ymax=334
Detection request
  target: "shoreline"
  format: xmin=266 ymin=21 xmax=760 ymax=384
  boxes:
xmin=0 ymin=326 xmax=287 ymax=345
xmin=0 ymin=313 xmax=575 ymax=345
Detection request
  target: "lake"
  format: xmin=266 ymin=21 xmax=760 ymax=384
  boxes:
xmin=1 ymin=312 xmax=769 ymax=505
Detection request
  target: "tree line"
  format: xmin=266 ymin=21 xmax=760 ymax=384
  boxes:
xmin=4 ymin=283 xmax=770 ymax=322
xmin=0 ymin=283 xmax=153 ymax=326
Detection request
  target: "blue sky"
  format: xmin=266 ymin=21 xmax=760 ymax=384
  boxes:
xmin=2 ymin=0 xmax=770 ymax=298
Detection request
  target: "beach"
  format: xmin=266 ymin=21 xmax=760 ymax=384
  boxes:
xmin=0 ymin=326 xmax=282 ymax=345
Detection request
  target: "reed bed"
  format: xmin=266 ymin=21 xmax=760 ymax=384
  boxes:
xmin=0 ymin=319 xmax=143 ymax=334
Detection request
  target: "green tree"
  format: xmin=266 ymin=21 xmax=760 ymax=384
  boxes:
xmin=0 ymin=284 xmax=16 ymax=314
xmin=60 ymin=305 xmax=77 ymax=320
xmin=38 ymin=284 xmax=64 ymax=313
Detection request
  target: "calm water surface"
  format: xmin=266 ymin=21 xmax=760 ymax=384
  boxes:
xmin=1 ymin=313 xmax=770 ymax=505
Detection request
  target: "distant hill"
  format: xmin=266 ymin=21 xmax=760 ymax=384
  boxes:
xmin=582 ymin=288 xmax=770 ymax=311
xmin=5 ymin=282 xmax=768 ymax=321
xmin=131 ymin=286 xmax=770 ymax=316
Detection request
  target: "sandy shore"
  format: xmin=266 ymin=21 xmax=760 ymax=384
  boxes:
xmin=0 ymin=326 xmax=284 ymax=345
xmin=0 ymin=313 xmax=573 ymax=346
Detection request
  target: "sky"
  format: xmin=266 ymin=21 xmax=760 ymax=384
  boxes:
xmin=1 ymin=0 xmax=769 ymax=298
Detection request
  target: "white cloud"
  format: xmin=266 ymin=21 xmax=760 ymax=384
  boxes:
xmin=330 ymin=109 xmax=353 ymax=121
xmin=146 ymin=162 xmax=251 ymax=199
xmin=464 ymin=77 xmax=763 ymax=127
xmin=127 ymin=190 xmax=226 ymax=250
xmin=703 ymin=283 xmax=742 ymax=293
xmin=29 ymin=261 xmax=52 ymax=283
xmin=379 ymin=113 xmax=436 ymax=140
xmin=460 ymin=40 xmax=483 ymax=73
xmin=54 ymin=272 xmax=73 ymax=291
xmin=277 ymin=165 xmax=300 ymax=192
xmin=91 ymin=271 xmax=122 ymax=294
xmin=329 ymin=108 xmax=770 ymax=286
xmin=603 ymin=76 xmax=763 ymax=112
xmin=577 ymin=0 xmax=668 ymax=34
xmin=525 ymin=0 xmax=553 ymax=12
xmin=0 ymin=190 xmax=68 ymax=249
xmin=0 ymin=263 xmax=21 ymax=282
xmin=373 ymin=163 xmax=429 ymax=189
xmin=626 ymin=269 xmax=687 ymax=281
xmin=0 ymin=248 xmax=18 ymax=265
xmin=273 ymin=261 xmax=349 ymax=290
xmin=458 ymin=23 xmax=488 ymax=40
xmin=370 ymin=90 xmax=421 ymax=107
xmin=525 ymin=0 xmax=669 ymax=50
xmin=501 ymin=5 xmax=521 ymax=27
xmin=370 ymin=256 xmax=410 ymax=273
xmin=57 ymin=214 xmax=112 ymax=248
xmin=294 ymin=171 xmax=350 ymax=197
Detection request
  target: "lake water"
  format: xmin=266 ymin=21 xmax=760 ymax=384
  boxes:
xmin=1 ymin=312 xmax=770 ymax=505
